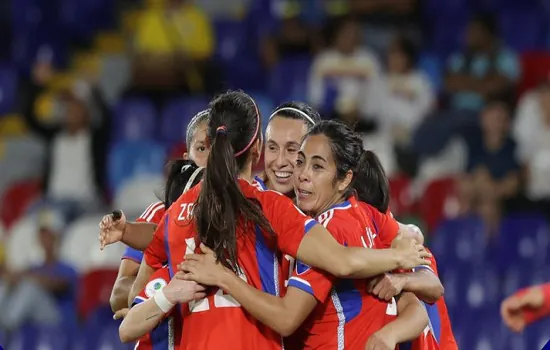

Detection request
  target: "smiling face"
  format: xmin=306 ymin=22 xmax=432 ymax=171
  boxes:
xmin=293 ymin=134 xmax=352 ymax=217
xmin=264 ymin=116 xmax=309 ymax=195
xmin=184 ymin=121 xmax=210 ymax=167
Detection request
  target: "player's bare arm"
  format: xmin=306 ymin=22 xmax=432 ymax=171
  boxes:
xmin=110 ymin=259 xmax=140 ymax=312
xmin=369 ymin=269 xmax=444 ymax=304
xmin=297 ymin=225 xmax=432 ymax=279
xmin=365 ymin=292 xmax=428 ymax=350
xmin=129 ymin=261 xmax=156 ymax=308
xmin=98 ymin=210 xmax=157 ymax=251
xmin=179 ymin=244 xmax=317 ymax=336
xmin=119 ymin=273 xmax=205 ymax=343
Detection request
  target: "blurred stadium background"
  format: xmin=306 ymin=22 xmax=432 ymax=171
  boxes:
xmin=1 ymin=0 xmax=550 ymax=348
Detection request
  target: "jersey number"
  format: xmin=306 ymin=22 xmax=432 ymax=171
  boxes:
xmin=184 ymin=238 xmax=247 ymax=313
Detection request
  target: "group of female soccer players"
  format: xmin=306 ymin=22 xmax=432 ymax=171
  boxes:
xmin=98 ymin=90 xmax=458 ymax=349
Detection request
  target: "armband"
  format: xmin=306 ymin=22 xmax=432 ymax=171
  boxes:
xmin=154 ymin=289 xmax=175 ymax=313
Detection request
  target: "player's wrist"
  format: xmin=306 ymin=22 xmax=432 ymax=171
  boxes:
xmin=218 ymin=268 xmax=236 ymax=292
xmin=154 ymin=289 xmax=175 ymax=313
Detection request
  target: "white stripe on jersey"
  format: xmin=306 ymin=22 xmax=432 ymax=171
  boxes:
xmin=139 ymin=202 xmax=156 ymax=219
xmin=145 ymin=202 xmax=164 ymax=222
xmin=330 ymin=289 xmax=345 ymax=350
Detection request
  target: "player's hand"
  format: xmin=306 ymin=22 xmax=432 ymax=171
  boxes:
xmin=113 ymin=308 xmax=129 ymax=320
xmin=369 ymin=273 xmax=406 ymax=301
xmin=392 ymin=234 xmax=431 ymax=270
xmin=98 ymin=210 xmax=127 ymax=250
xmin=365 ymin=330 xmax=396 ymax=350
xmin=164 ymin=272 xmax=206 ymax=304
xmin=501 ymin=287 xmax=544 ymax=333
xmin=178 ymin=243 xmax=227 ymax=287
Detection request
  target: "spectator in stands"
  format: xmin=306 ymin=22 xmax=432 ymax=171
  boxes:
xmin=131 ymin=0 xmax=218 ymax=97
xmin=458 ymin=100 xmax=521 ymax=233
xmin=0 ymin=210 xmax=78 ymax=331
xmin=513 ymin=80 xmax=550 ymax=203
xmin=307 ymin=16 xmax=380 ymax=127
xmin=445 ymin=13 xmax=520 ymax=112
xmin=23 ymin=82 xmax=110 ymax=221
xmin=369 ymin=35 xmax=435 ymax=176
xmin=260 ymin=3 xmax=323 ymax=68
xmin=347 ymin=0 xmax=421 ymax=56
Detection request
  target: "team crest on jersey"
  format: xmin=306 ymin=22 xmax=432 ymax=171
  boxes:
xmin=145 ymin=278 xmax=167 ymax=298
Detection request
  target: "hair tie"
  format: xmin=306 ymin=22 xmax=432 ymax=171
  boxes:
xmin=216 ymin=126 xmax=227 ymax=134
xmin=183 ymin=167 xmax=204 ymax=193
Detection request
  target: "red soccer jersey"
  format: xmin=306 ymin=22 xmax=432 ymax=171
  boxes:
xmin=132 ymin=267 xmax=182 ymax=350
xmin=122 ymin=201 xmax=166 ymax=265
xmin=285 ymin=197 xmax=397 ymax=350
xmin=400 ymin=249 xmax=457 ymax=350
xmin=359 ymin=202 xmax=399 ymax=248
xmin=144 ymin=178 xmax=318 ymax=350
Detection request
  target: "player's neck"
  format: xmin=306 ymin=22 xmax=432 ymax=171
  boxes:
xmin=312 ymin=195 xmax=346 ymax=218
xmin=238 ymin=162 xmax=253 ymax=183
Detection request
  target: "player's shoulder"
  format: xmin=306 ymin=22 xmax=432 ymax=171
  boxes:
xmin=137 ymin=201 xmax=166 ymax=223
xmin=317 ymin=201 xmax=362 ymax=240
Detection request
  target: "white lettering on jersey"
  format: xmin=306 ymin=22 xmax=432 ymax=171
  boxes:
xmin=177 ymin=203 xmax=194 ymax=221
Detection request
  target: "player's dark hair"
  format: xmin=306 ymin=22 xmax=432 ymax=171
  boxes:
xmin=471 ymin=12 xmax=498 ymax=37
xmin=268 ymin=101 xmax=321 ymax=129
xmin=185 ymin=109 xmax=210 ymax=148
xmin=307 ymin=120 xmax=390 ymax=213
xmin=164 ymin=160 xmax=204 ymax=207
xmin=392 ymin=34 xmax=418 ymax=68
xmin=193 ymin=90 xmax=275 ymax=272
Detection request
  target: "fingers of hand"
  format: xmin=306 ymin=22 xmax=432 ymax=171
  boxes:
xmin=194 ymin=292 xmax=206 ymax=300
xmin=199 ymin=243 xmax=216 ymax=256
xmin=184 ymin=254 xmax=203 ymax=262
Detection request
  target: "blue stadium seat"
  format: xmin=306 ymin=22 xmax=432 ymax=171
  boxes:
xmin=496 ymin=214 xmax=549 ymax=274
xmin=430 ymin=216 xmax=487 ymax=268
xmin=160 ymin=96 xmax=209 ymax=144
xmin=499 ymin=10 xmax=546 ymax=52
xmin=422 ymin=0 xmax=468 ymax=19
xmin=59 ymin=0 xmax=115 ymax=40
xmin=213 ymin=20 xmax=264 ymax=90
xmin=248 ymin=92 xmax=275 ymax=132
xmin=107 ymin=140 xmax=166 ymax=192
xmin=418 ymin=53 xmax=442 ymax=92
xmin=80 ymin=307 xmax=133 ymax=350
xmin=430 ymin=16 xmax=468 ymax=58
xmin=113 ymin=98 xmax=157 ymax=141
xmin=268 ymin=56 xmax=312 ymax=104
xmin=0 ymin=65 xmax=17 ymax=114
xmin=9 ymin=324 xmax=72 ymax=350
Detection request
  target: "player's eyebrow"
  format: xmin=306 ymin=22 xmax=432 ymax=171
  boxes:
xmin=285 ymin=141 xmax=301 ymax=148
xmin=311 ymin=155 xmax=327 ymax=163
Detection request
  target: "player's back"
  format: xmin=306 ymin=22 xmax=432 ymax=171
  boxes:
xmin=164 ymin=179 xmax=311 ymax=350
xmin=294 ymin=197 xmax=397 ymax=349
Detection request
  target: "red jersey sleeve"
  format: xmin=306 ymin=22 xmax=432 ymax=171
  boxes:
xmin=144 ymin=214 xmax=168 ymax=269
xmin=263 ymin=192 xmax=318 ymax=257
xmin=413 ymin=247 xmax=439 ymax=277
xmin=132 ymin=268 xmax=174 ymax=316
xmin=286 ymin=216 xmax=347 ymax=302
xmin=135 ymin=201 xmax=166 ymax=224
xmin=519 ymin=283 xmax=550 ymax=325
xmin=359 ymin=202 xmax=399 ymax=248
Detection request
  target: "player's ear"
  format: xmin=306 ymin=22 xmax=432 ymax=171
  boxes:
xmin=337 ymin=169 xmax=353 ymax=192
xmin=183 ymin=152 xmax=189 ymax=160
xmin=250 ymin=138 xmax=262 ymax=165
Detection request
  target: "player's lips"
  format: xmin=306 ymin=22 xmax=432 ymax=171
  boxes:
xmin=272 ymin=170 xmax=292 ymax=184
xmin=296 ymin=188 xmax=313 ymax=200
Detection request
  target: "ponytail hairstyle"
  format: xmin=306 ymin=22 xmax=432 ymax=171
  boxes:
xmin=164 ymin=159 xmax=204 ymax=207
xmin=192 ymin=90 xmax=275 ymax=272
xmin=267 ymin=101 xmax=321 ymax=130
xmin=306 ymin=120 xmax=390 ymax=213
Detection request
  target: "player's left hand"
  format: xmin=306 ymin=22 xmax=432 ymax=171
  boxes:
xmin=113 ymin=308 xmax=129 ymax=320
xmin=178 ymin=243 xmax=226 ymax=287
xmin=364 ymin=330 xmax=396 ymax=350
xmin=369 ymin=273 xmax=406 ymax=301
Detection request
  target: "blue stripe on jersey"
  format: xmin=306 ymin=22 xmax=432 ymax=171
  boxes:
xmin=425 ymin=301 xmax=441 ymax=343
xmin=333 ymin=279 xmax=362 ymax=323
xmin=331 ymin=200 xmax=350 ymax=209
xmin=163 ymin=214 xmax=174 ymax=279
xmin=255 ymin=225 xmax=278 ymax=296
xmin=288 ymin=277 xmax=315 ymax=296
xmin=122 ymin=246 xmax=144 ymax=263
xmin=305 ymin=219 xmax=317 ymax=233
xmin=399 ymin=341 xmax=413 ymax=350
xmin=254 ymin=176 xmax=268 ymax=190
xmin=150 ymin=319 xmax=169 ymax=350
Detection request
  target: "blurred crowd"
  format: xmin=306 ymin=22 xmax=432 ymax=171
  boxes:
xmin=1 ymin=0 xmax=550 ymax=348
